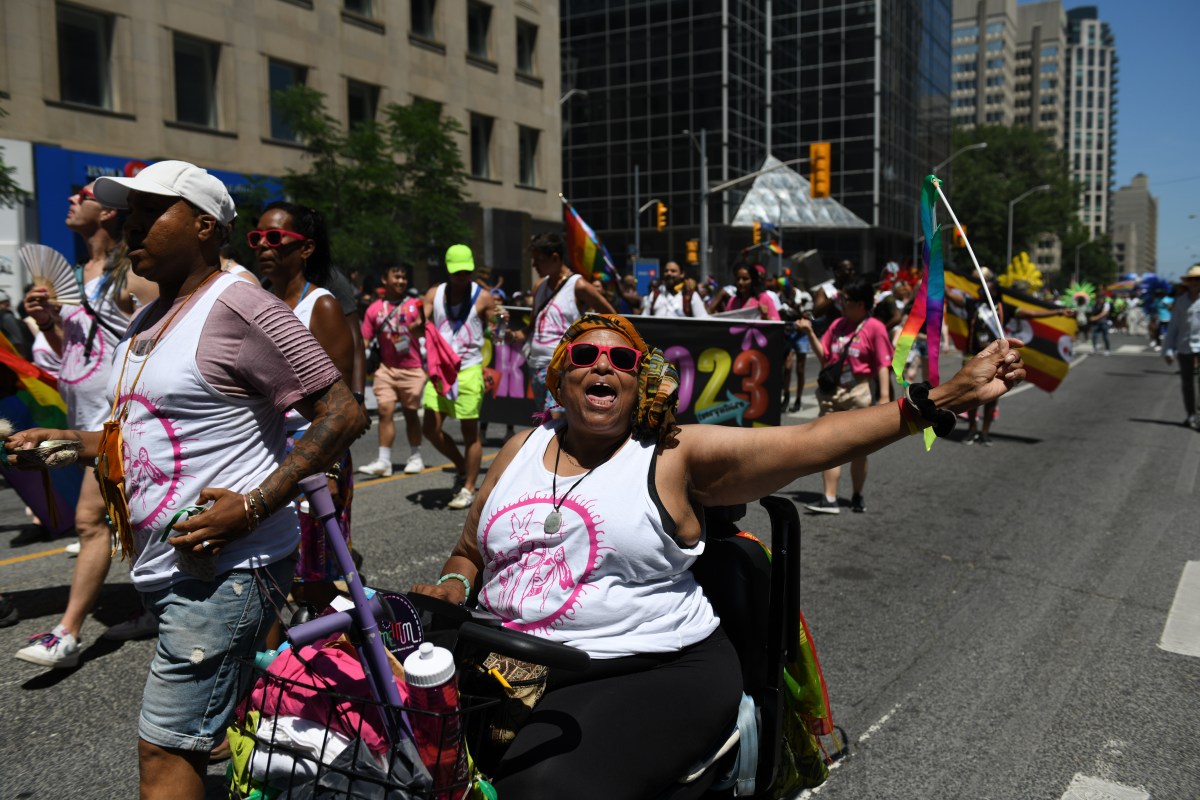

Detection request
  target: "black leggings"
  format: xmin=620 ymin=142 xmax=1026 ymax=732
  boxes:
xmin=1179 ymin=354 xmax=1200 ymax=417
xmin=491 ymin=628 xmax=742 ymax=800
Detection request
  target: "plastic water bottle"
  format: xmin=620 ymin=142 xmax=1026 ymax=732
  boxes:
xmin=403 ymin=642 xmax=468 ymax=798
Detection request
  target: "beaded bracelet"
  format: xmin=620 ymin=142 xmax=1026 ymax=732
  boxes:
xmin=436 ymin=572 xmax=472 ymax=603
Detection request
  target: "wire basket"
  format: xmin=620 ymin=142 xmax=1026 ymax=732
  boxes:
xmin=228 ymin=652 xmax=500 ymax=800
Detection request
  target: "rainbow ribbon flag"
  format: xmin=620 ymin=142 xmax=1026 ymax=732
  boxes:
xmin=0 ymin=332 xmax=80 ymax=535
xmin=892 ymin=176 xmax=946 ymax=450
xmin=561 ymin=195 xmax=620 ymax=284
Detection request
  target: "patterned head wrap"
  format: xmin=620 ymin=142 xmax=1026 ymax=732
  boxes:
xmin=545 ymin=314 xmax=681 ymax=443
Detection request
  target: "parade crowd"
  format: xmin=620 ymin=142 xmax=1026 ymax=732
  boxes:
xmin=1 ymin=158 xmax=1195 ymax=799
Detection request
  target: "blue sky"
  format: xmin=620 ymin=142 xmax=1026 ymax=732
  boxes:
xmin=1052 ymin=0 xmax=1200 ymax=279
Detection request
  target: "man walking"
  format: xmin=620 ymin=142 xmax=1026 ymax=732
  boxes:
xmin=507 ymin=233 xmax=615 ymax=417
xmin=16 ymin=179 xmax=159 ymax=667
xmin=1163 ymin=265 xmax=1200 ymax=429
xmin=421 ymin=244 xmax=501 ymax=509
xmin=359 ymin=263 xmax=427 ymax=476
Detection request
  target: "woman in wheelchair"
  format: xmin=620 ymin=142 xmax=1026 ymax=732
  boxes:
xmin=413 ymin=314 xmax=1024 ymax=798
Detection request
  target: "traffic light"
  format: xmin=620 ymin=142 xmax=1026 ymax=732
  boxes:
xmin=656 ymin=202 xmax=667 ymax=231
xmin=809 ymin=141 xmax=831 ymax=199
xmin=686 ymin=239 xmax=699 ymax=264
xmin=753 ymin=221 xmax=762 ymax=245
xmin=952 ymin=224 xmax=968 ymax=249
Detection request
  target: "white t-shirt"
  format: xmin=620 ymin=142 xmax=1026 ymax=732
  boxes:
xmin=528 ymin=273 xmax=583 ymax=369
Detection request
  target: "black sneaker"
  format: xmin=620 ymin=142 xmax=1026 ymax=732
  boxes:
xmin=963 ymin=432 xmax=980 ymax=446
xmin=979 ymin=433 xmax=993 ymax=447
xmin=788 ymin=400 xmax=803 ymax=413
xmin=850 ymin=494 xmax=865 ymax=513
xmin=804 ymin=497 xmax=840 ymax=515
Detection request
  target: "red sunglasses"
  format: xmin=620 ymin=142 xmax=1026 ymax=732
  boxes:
xmin=566 ymin=342 xmax=642 ymax=373
xmin=75 ymin=187 xmax=99 ymax=203
xmin=247 ymin=229 xmax=308 ymax=248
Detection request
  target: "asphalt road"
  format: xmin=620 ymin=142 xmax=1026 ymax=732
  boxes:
xmin=2 ymin=332 xmax=1198 ymax=799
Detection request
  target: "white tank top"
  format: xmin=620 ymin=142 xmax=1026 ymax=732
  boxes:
xmin=475 ymin=422 xmax=717 ymax=659
xmin=284 ymin=286 xmax=334 ymax=434
xmin=528 ymin=273 xmax=582 ymax=368
xmin=108 ymin=273 xmax=298 ymax=592
xmin=59 ymin=275 xmax=130 ymax=430
xmin=432 ymin=283 xmax=483 ymax=367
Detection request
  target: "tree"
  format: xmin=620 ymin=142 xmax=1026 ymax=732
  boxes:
xmin=942 ymin=125 xmax=1079 ymax=275
xmin=0 ymin=104 xmax=31 ymax=209
xmin=272 ymin=86 xmax=470 ymax=276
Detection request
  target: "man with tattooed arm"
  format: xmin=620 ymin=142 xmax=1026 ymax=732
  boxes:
xmin=4 ymin=161 xmax=366 ymax=800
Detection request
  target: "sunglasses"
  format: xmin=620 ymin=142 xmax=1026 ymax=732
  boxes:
xmin=75 ymin=187 xmax=99 ymax=203
xmin=247 ymin=229 xmax=308 ymax=248
xmin=566 ymin=342 xmax=642 ymax=373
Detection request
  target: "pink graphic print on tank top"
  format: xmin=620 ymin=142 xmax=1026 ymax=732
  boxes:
xmin=115 ymin=386 xmax=191 ymax=533
xmin=59 ymin=306 xmax=105 ymax=385
xmin=478 ymin=492 xmax=610 ymax=635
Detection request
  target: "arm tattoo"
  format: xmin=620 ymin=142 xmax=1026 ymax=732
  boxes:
xmin=257 ymin=380 xmax=365 ymax=512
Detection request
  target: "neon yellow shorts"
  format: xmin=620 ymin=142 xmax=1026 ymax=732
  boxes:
xmin=422 ymin=364 xmax=484 ymax=420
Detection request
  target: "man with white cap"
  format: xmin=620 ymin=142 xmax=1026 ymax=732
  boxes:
xmin=1163 ymin=264 xmax=1200 ymax=429
xmin=5 ymin=160 xmax=366 ymax=799
xmin=421 ymin=243 xmax=501 ymax=509
xmin=16 ymin=173 xmax=159 ymax=667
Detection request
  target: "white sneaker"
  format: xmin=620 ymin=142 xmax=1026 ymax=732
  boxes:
xmin=101 ymin=608 xmax=158 ymax=641
xmin=446 ymin=487 xmax=475 ymax=510
xmin=64 ymin=541 xmax=81 ymax=556
xmin=15 ymin=625 xmax=79 ymax=668
xmin=403 ymin=452 xmax=425 ymax=474
xmin=357 ymin=458 xmax=393 ymax=477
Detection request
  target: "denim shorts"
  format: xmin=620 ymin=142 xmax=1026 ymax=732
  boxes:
xmin=531 ymin=363 xmax=565 ymax=415
xmin=138 ymin=558 xmax=295 ymax=751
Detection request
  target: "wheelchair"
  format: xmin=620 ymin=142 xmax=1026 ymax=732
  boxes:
xmin=232 ymin=477 xmax=814 ymax=799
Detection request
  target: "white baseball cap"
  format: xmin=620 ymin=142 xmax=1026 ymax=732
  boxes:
xmin=93 ymin=160 xmax=236 ymax=225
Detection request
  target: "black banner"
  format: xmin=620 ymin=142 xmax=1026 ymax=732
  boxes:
xmin=480 ymin=313 xmax=787 ymax=428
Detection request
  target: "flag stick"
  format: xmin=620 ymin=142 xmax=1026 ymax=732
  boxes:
xmin=932 ymin=179 xmax=1001 ymax=325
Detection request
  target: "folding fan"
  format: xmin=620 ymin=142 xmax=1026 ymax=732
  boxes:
xmin=19 ymin=245 xmax=80 ymax=307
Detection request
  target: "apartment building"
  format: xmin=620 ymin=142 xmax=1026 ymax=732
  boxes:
xmin=1066 ymin=5 xmax=1117 ymax=242
xmin=0 ymin=0 xmax=560 ymax=290
xmin=1111 ymin=173 xmax=1157 ymax=275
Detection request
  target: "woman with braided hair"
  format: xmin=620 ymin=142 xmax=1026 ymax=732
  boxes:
xmin=413 ymin=313 xmax=1026 ymax=798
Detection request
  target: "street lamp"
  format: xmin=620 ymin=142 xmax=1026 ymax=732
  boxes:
xmin=1006 ymin=184 xmax=1051 ymax=272
xmin=914 ymin=142 xmax=988 ymax=267
xmin=682 ymin=129 xmax=709 ymax=282
xmin=559 ymin=88 xmax=588 ymax=105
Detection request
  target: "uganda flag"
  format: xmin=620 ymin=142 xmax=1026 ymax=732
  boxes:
xmin=944 ymin=271 xmax=1077 ymax=393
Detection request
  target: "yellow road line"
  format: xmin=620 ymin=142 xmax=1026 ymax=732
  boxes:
xmin=0 ymin=547 xmax=68 ymax=566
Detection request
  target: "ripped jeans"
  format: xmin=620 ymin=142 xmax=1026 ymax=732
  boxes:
xmin=138 ymin=558 xmax=295 ymax=751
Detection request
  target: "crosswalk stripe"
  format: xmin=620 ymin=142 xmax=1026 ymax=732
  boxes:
xmin=1160 ymin=561 xmax=1200 ymax=658
xmin=1060 ymin=774 xmax=1149 ymax=799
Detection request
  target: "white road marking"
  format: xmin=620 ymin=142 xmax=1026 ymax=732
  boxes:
xmin=1175 ymin=432 xmax=1200 ymax=496
xmin=1060 ymin=773 xmax=1150 ymax=800
xmin=856 ymin=703 xmax=901 ymax=743
xmin=1160 ymin=561 xmax=1200 ymax=658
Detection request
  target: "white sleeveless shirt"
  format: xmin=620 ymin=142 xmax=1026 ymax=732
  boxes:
xmin=59 ymin=275 xmax=130 ymax=430
xmin=475 ymin=422 xmax=717 ymax=659
xmin=528 ymin=273 xmax=582 ymax=369
xmin=432 ymin=283 xmax=483 ymax=368
xmin=283 ymin=286 xmax=334 ymax=434
xmin=108 ymin=273 xmax=298 ymax=591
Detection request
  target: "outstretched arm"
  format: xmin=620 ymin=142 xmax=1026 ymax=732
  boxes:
xmin=682 ymin=338 xmax=1025 ymax=506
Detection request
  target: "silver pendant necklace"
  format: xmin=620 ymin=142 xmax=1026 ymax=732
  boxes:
xmin=546 ymin=429 xmax=623 ymax=534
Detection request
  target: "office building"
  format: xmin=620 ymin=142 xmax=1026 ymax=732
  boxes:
xmin=0 ymin=0 xmax=560 ymax=291
xmin=560 ymin=0 xmax=953 ymax=279
xmin=1111 ymin=173 xmax=1156 ymax=274
xmin=1065 ymin=5 xmax=1117 ymax=241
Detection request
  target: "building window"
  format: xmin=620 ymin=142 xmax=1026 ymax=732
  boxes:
xmin=347 ymin=79 xmax=379 ymax=128
xmin=518 ymin=126 xmax=539 ymax=186
xmin=470 ymin=113 xmax=493 ymax=179
xmin=412 ymin=0 xmax=436 ymax=39
xmin=174 ymin=34 xmax=219 ymax=128
xmin=516 ymin=19 xmax=538 ymax=77
xmin=57 ymin=4 xmax=114 ymax=109
xmin=467 ymin=2 xmax=492 ymax=60
xmin=269 ymin=59 xmax=308 ymax=141
xmin=344 ymin=0 xmax=373 ymax=16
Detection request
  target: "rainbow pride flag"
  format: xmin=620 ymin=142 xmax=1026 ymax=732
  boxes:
xmin=0 ymin=332 xmax=80 ymax=535
xmin=562 ymin=195 xmax=620 ymax=283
